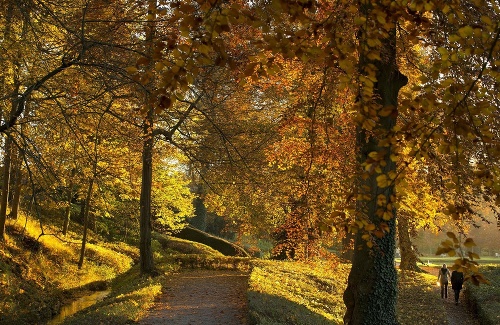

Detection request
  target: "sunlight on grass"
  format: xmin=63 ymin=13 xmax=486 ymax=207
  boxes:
xmin=0 ymin=216 xmax=138 ymax=323
xmin=248 ymin=260 xmax=348 ymax=325
xmin=248 ymin=260 xmax=453 ymax=325
xmin=59 ymin=266 xmax=163 ymax=325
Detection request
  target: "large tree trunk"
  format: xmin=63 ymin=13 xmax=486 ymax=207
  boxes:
xmin=343 ymin=4 xmax=408 ymax=323
xmin=397 ymin=215 xmax=422 ymax=272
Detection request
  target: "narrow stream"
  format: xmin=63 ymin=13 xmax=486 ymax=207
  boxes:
xmin=48 ymin=290 xmax=111 ymax=325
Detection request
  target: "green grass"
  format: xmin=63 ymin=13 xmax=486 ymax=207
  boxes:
xmin=465 ymin=265 xmax=500 ymax=325
xmin=4 ymin=217 xmax=495 ymax=325
xmin=248 ymin=260 xmax=347 ymax=324
xmin=247 ymin=260 xmax=448 ymax=325
xmin=400 ymin=256 xmax=500 ymax=267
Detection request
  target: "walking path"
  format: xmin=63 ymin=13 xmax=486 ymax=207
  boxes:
xmin=422 ymin=267 xmax=480 ymax=325
xmin=138 ymin=269 xmax=249 ymax=325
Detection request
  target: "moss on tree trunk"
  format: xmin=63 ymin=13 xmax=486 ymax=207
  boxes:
xmin=343 ymin=3 xmax=408 ymax=322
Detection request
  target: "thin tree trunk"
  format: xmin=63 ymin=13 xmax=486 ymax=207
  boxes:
xmin=343 ymin=4 xmax=408 ymax=323
xmin=0 ymin=137 xmax=12 ymax=240
xmin=62 ymin=168 xmax=76 ymax=236
xmin=9 ymin=172 xmax=22 ymax=220
xmin=139 ymin=0 xmax=156 ymax=275
xmin=78 ymin=179 xmax=93 ymax=269
xmin=139 ymin=109 xmax=155 ymax=274
xmin=9 ymin=145 xmax=23 ymax=220
xmin=0 ymin=2 xmax=16 ymax=240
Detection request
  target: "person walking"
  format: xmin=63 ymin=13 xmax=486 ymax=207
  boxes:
xmin=451 ymin=269 xmax=464 ymax=305
xmin=438 ymin=263 xmax=451 ymax=299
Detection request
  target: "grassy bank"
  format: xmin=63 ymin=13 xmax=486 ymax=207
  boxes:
xmin=248 ymin=260 xmax=347 ymax=324
xmin=0 ymin=217 xmax=137 ymax=324
xmin=248 ymin=260 xmax=447 ymax=325
xmin=466 ymin=265 xmax=500 ymax=325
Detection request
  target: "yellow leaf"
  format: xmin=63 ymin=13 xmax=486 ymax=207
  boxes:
xmin=468 ymin=252 xmax=480 ymax=260
xmin=448 ymin=34 xmax=460 ymax=43
xmin=376 ymin=14 xmax=386 ymax=25
xmin=464 ymin=238 xmax=476 ymax=247
xmin=366 ymin=51 xmax=381 ymax=61
xmin=458 ymin=25 xmax=474 ymax=38
xmin=481 ymin=15 xmax=492 ymax=26
xmin=446 ymin=232 xmax=457 ymax=240
xmin=382 ymin=211 xmax=393 ymax=220
xmin=365 ymin=223 xmax=376 ymax=231
xmin=154 ymin=62 xmax=165 ymax=71
xmin=376 ymin=174 xmax=389 ymax=188
xmin=126 ymin=66 xmax=138 ymax=74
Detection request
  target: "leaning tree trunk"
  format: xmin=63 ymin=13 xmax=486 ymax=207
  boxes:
xmin=343 ymin=3 xmax=408 ymax=324
xmin=397 ymin=215 xmax=422 ymax=272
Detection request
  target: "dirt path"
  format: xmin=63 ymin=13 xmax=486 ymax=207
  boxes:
xmin=138 ymin=269 xmax=249 ymax=325
xmin=421 ymin=267 xmax=480 ymax=325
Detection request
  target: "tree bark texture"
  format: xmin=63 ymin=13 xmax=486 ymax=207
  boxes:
xmin=62 ymin=168 xmax=76 ymax=236
xmin=397 ymin=216 xmax=421 ymax=272
xmin=139 ymin=113 xmax=155 ymax=274
xmin=0 ymin=137 xmax=12 ymax=240
xmin=343 ymin=4 xmax=408 ymax=323
xmin=78 ymin=179 xmax=94 ymax=269
xmin=138 ymin=0 xmax=157 ymax=275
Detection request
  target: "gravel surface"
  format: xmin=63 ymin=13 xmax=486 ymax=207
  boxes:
xmin=138 ymin=269 xmax=249 ymax=325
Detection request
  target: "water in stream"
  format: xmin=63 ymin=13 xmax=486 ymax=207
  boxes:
xmin=48 ymin=290 xmax=110 ymax=325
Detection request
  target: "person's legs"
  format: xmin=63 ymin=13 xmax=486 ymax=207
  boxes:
xmin=444 ymin=283 xmax=448 ymax=298
xmin=454 ymin=289 xmax=459 ymax=304
xmin=440 ymin=284 xmax=445 ymax=298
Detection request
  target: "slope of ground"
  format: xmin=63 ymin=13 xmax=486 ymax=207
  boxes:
xmin=0 ymin=217 xmax=136 ymax=325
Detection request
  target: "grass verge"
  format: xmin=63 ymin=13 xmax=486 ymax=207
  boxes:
xmin=465 ymin=265 xmax=500 ymax=325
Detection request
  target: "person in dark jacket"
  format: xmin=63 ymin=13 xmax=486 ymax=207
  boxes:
xmin=438 ymin=263 xmax=451 ymax=298
xmin=451 ymin=269 xmax=464 ymax=305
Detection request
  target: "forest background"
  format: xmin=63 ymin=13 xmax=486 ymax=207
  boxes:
xmin=0 ymin=0 xmax=499 ymax=324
